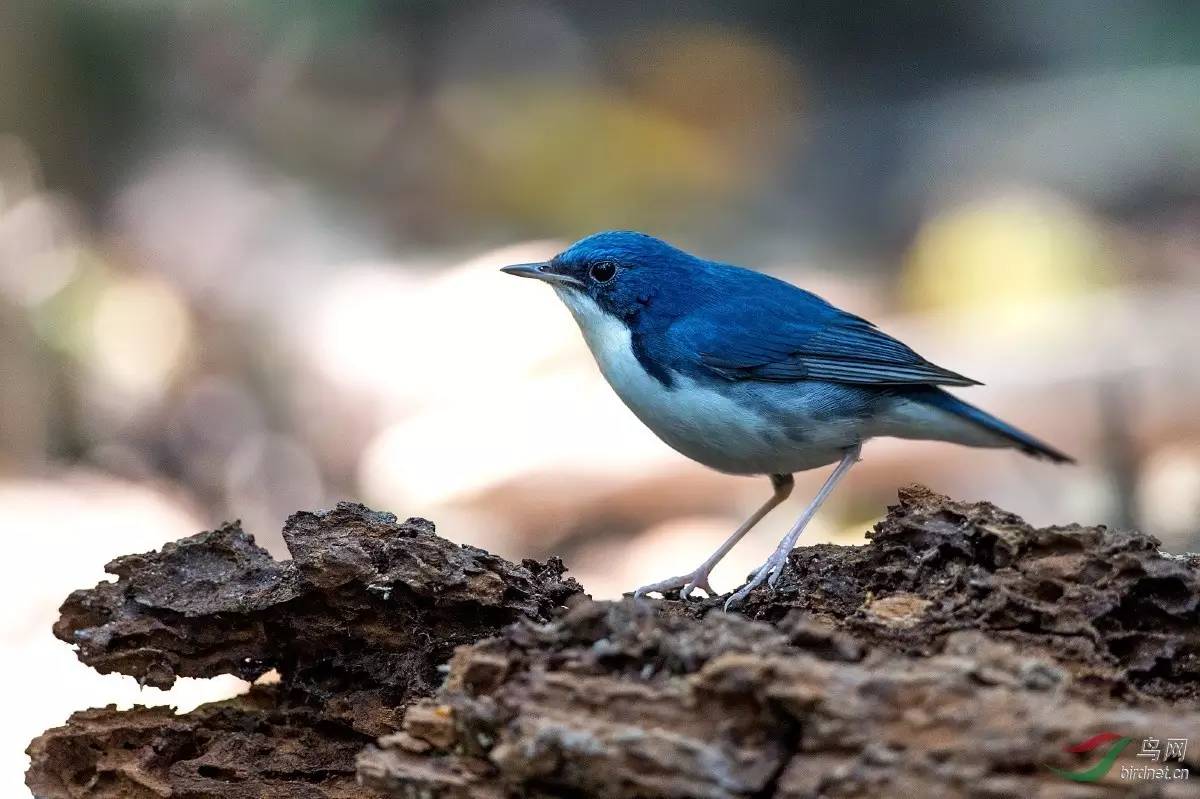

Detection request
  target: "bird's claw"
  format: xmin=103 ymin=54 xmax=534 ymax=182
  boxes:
xmin=679 ymin=575 xmax=714 ymax=600
xmin=723 ymin=570 xmax=766 ymax=611
xmin=633 ymin=570 xmax=715 ymax=601
xmin=767 ymin=557 xmax=788 ymax=588
xmin=723 ymin=548 xmax=791 ymax=611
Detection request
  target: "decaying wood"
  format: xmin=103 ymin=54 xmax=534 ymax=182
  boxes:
xmin=27 ymin=489 xmax=1200 ymax=798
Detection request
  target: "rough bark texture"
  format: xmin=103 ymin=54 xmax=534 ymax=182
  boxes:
xmin=28 ymin=489 xmax=1200 ymax=798
xmin=28 ymin=503 xmax=581 ymax=799
xmin=736 ymin=485 xmax=1200 ymax=705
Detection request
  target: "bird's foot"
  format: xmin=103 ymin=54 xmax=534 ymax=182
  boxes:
xmin=767 ymin=554 xmax=790 ymax=588
xmin=633 ymin=569 xmax=715 ymax=601
xmin=724 ymin=547 xmax=791 ymax=611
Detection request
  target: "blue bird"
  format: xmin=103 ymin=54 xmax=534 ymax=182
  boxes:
xmin=502 ymin=231 xmax=1072 ymax=610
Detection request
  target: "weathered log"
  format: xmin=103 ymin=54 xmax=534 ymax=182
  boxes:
xmin=28 ymin=489 xmax=1200 ymax=798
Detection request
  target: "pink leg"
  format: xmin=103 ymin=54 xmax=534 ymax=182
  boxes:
xmin=633 ymin=474 xmax=793 ymax=600
xmin=724 ymin=444 xmax=861 ymax=611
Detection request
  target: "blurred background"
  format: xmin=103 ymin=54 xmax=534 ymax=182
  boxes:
xmin=3 ymin=0 xmax=1200 ymax=792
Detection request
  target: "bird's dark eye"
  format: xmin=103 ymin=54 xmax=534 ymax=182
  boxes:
xmin=589 ymin=261 xmax=617 ymax=284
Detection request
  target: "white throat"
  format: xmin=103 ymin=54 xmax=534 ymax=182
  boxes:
xmin=552 ymin=287 xmax=631 ymax=377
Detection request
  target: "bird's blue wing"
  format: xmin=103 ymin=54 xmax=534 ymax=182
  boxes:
xmin=670 ymin=277 xmax=979 ymax=387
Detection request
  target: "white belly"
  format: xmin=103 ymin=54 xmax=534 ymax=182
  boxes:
xmin=555 ymin=289 xmax=852 ymax=474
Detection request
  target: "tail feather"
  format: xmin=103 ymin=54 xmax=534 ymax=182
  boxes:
xmin=914 ymin=388 xmax=1074 ymax=464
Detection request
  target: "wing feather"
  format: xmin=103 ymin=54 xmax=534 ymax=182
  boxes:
xmin=674 ymin=288 xmax=978 ymax=388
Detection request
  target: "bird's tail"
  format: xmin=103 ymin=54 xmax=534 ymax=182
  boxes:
xmin=913 ymin=387 xmax=1075 ymax=464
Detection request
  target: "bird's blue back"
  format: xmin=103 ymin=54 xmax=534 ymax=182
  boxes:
xmin=555 ymin=231 xmax=974 ymax=390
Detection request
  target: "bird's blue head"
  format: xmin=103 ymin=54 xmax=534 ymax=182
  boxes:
xmin=501 ymin=231 xmax=699 ymax=323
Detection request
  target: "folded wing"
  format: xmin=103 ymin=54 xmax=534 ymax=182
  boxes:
xmin=675 ymin=287 xmax=979 ymax=388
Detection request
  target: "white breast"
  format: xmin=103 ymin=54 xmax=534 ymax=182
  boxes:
xmin=552 ymin=288 xmax=848 ymax=474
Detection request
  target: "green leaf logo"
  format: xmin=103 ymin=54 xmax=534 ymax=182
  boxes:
xmin=1046 ymin=732 xmax=1133 ymax=782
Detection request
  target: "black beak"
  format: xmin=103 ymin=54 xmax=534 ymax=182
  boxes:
xmin=501 ymin=262 xmax=582 ymax=287
xmin=500 ymin=262 xmax=548 ymax=279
